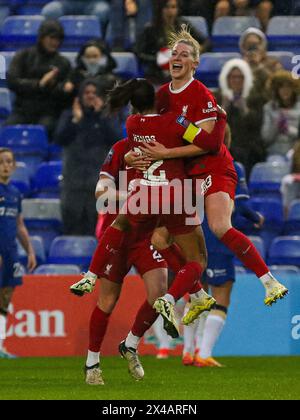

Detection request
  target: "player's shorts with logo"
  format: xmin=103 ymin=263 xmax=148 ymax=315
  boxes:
xmin=187 ymin=149 xmax=238 ymax=201
xmin=98 ymin=237 xmax=167 ymax=284
xmin=203 ymin=253 xmax=236 ymax=287
xmin=0 ymin=243 xmax=24 ymax=288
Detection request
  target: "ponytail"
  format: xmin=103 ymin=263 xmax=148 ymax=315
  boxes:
xmin=107 ymin=79 xmax=140 ymax=114
xmin=107 ymin=78 xmax=156 ymax=114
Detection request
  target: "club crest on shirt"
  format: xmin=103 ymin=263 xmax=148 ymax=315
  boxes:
xmin=182 ymin=105 xmax=189 ymax=116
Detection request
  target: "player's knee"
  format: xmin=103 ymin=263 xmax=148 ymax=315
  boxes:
xmin=208 ymin=219 xmax=231 ymax=239
xmin=98 ymin=292 xmax=119 ymax=314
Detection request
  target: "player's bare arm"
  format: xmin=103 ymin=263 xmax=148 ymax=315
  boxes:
xmin=16 ymin=215 xmax=37 ymax=272
xmin=95 ymin=174 xmax=128 ymax=202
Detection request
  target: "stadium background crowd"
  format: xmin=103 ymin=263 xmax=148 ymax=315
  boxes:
xmin=1 ymin=0 xmax=300 ymax=276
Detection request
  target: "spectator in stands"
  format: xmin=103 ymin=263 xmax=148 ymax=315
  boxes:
xmin=180 ymin=0 xmax=217 ymax=31
xmin=64 ymin=39 xmax=118 ymax=97
xmin=109 ymin=0 xmax=153 ymax=51
xmin=239 ymin=27 xmax=282 ymax=75
xmin=5 ymin=20 xmax=71 ymax=139
xmin=281 ymin=142 xmax=300 ymax=215
xmin=217 ymin=58 xmax=266 ymax=176
xmin=135 ymin=0 xmax=209 ymax=85
xmin=261 ymin=70 xmax=300 ymax=157
xmin=42 ymin=0 xmax=110 ymax=31
xmin=54 ymin=79 xmax=121 ymax=236
xmin=214 ymin=1 xmax=274 ymax=31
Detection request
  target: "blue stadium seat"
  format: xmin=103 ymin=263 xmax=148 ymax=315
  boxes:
xmin=48 ymin=143 xmax=62 ymax=161
xmin=17 ymin=235 xmax=46 ymax=266
xmin=268 ymin=236 xmax=300 ymax=266
xmin=59 ymin=16 xmax=102 ymax=51
xmin=182 ymin=16 xmax=209 ymax=38
xmin=249 ymin=162 xmax=289 ymax=195
xmin=22 ymin=199 xmax=63 ymax=253
xmin=267 ymin=52 xmax=295 ymax=71
xmin=1 ymin=15 xmax=45 ymax=50
xmin=112 ymin=52 xmax=139 ymax=79
xmin=0 ymin=125 xmax=48 ymax=177
xmin=196 ymin=52 xmax=241 ymax=88
xmin=234 ymin=236 xmax=265 ymax=267
xmin=266 ymin=154 xmax=289 ymax=164
xmin=32 ymin=161 xmax=62 ymax=198
xmin=212 ymin=16 xmax=261 ymax=52
xmin=284 ymin=200 xmax=300 ymax=235
xmin=11 ymin=161 xmax=31 ymax=196
xmin=48 ymin=236 xmax=97 ymax=270
xmin=34 ymin=264 xmax=81 ymax=275
xmin=0 ymin=87 xmax=11 ymax=119
xmin=267 ymin=16 xmax=300 ymax=53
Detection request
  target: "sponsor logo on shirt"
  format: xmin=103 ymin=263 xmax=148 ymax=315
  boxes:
xmin=202 ymin=106 xmax=218 ymax=114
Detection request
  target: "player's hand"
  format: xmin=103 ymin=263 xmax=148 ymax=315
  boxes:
xmin=27 ymin=252 xmax=37 ymax=273
xmin=125 ymin=150 xmax=151 ymax=171
xmin=93 ymin=96 xmax=105 ymax=113
xmin=254 ymin=212 xmax=265 ymax=229
xmin=140 ymin=142 xmax=169 ymax=160
xmin=72 ymin=98 xmax=83 ymax=123
xmin=39 ymin=68 xmax=59 ymax=88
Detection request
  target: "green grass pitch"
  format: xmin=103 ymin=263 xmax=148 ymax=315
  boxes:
xmin=1 ymin=356 xmax=300 ymax=400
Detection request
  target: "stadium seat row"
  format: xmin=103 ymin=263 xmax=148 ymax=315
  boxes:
xmin=1 ymin=15 xmax=300 ymax=52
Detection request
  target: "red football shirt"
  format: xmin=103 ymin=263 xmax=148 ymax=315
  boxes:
xmin=96 ymin=138 xmax=134 ymax=239
xmin=126 ymin=112 xmax=189 ymax=183
xmin=156 ymin=78 xmax=233 ymax=175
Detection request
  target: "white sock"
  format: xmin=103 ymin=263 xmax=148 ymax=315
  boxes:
xmin=195 ymin=312 xmax=209 ymax=351
xmin=0 ymin=314 xmax=7 ymax=351
xmin=260 ymin=272 xmax=277 ymax=288
xmin=152 ymin=317 xmax=172 ymax=350
xmin=190 ymin=289 xmax=210 ymax=300
xmin=164 ymin=293 xmax=175 ymax=305
xmin=200 ymin=314 xmax=226 ymax=359
xmin=86 ymin=350 xmax=100 ymax=368
xmin=125 ymin=331 xmax=140 ymax=350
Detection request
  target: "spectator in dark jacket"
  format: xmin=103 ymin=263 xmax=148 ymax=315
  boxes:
xmin=55 ymin=79 xmax=122 ymax=236
xmin=64 ymin=39 xmax=118 ymax=98
xmin=6 ymin=20 xmax=71 ymax=139
xmin=135 ymin=0 xmax=209 ymax=85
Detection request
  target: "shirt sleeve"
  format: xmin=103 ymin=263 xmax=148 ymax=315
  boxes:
xmin=100 ymin=141 xmax=128 ymax=180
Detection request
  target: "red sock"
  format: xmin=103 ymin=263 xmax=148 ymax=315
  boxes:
xmin=89 ymin=306 xmax=111 ymax=352
xmin=168 ymin=262 xmax=204 ymax=301
xmin=89 ymin=226 xmax=125 ymax=276
xmin=221 ymin=228 xmax=269 ymax=278
xmin=189 ymin=280 xmax=202 ymax=294
xmin=159 ymin=243 xmax=186 ymax=273
xmin=131 ymin=301 xmax=158 ymax=337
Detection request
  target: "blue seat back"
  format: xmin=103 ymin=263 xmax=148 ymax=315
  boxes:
xmin=59 ymin=16 xmax=102 ymax=50
xmin=196 ymin=52 xmax=241 ymax=87
xmin=11 ymin=161 xmax=31 ymax=195
xmin=1 ymin=16 xmax=44 ymax=49
xmin=212 ymin=17 xmax=261 ymax=52
xmin=48 ymin=236 xmax=97 ymax=269
xmin=0 ymin=125 xmax=48 ymax=155
xmin=249 ymin=162 xmax=289 ymax=193
xmin=112 ymin=52 xmax=139 ymax=79
xmin=268 ymin=236 xmax=300 ymax=266
xmin=32 ymin=161 xmax=62 ymax=197
xmin=17 ymin=235 xmax=46 ymax=266
xmin=0 ymin=87 xmax=11 ymax=118
xmin=34 ymin=264 xmax=81 ymax=275
xmin=267 ymin=16 xmax=300 ymax=53
xmin=182 ymin=16 xmax=209 ymax=38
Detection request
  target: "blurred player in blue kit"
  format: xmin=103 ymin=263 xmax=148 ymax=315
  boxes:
xmin=0 ymin=148 xmax=37 ymax=358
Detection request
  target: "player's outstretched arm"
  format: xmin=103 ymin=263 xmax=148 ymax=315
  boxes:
xmin=17 ymin=215 xmax=37 ymax=272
